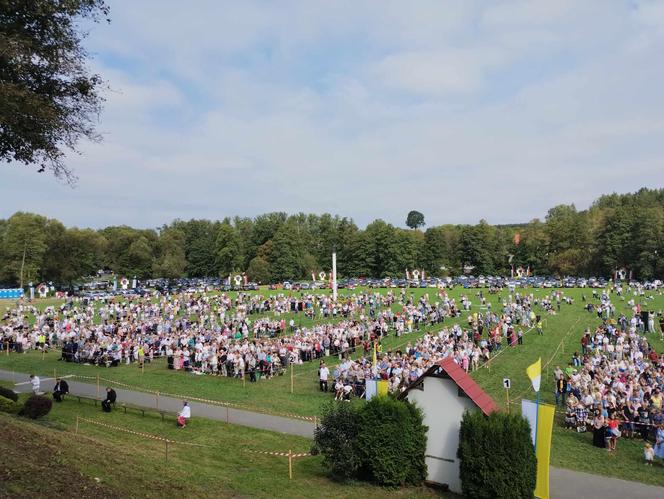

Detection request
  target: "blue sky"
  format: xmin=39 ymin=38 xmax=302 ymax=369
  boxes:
xmin=3 ymin=0 xmax=664 ymax=228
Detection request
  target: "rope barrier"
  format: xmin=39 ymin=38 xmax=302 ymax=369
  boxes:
xmin=243 ymin=449 xmax=312 ymax=458
xmin=502 ymin=317 xmax=582 ymax=405
xmin=67 ymin=374 xmax=318 ymax=422
xmin=75 ymin=415 xmax=312 ymax=478
xmin=76 ymin=416 xmax=207 ymax=446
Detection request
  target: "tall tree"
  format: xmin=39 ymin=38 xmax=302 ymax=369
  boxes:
xmin=0 ymin=0 xmax=110 ymax=181
xmin=459 ymin=220 xmax=496 ymax=274
xmin=405 ymin=210 xmax=425 ymax=230
xmin=214 ymin=223 xmax=243 ymax=276
xmin=270 ymin=222 xmax=305 ymax=281
xmin=153 ymin=227 xmax=186 ymax=279
xmin=0 ymin=212 xmax=49 ymax=286
xmin=246 ymin=256 xmax=270 ymax=283
xmin=545 ymin=204 xmax=591 ymax=275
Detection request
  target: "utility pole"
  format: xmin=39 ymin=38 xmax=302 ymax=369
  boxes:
xmin=19 ymin=241 xmax=27 ymax=289
xmin=332 ymin=251 xmax=338 ymax=301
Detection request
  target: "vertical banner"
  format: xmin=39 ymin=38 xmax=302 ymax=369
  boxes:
xmin=377 ymin=379 xmax=389 ymax=397
xmin=365 ymin=379 xmax=377 ymax=400
xmin=522 ymin=400 xmax=554 ymax=499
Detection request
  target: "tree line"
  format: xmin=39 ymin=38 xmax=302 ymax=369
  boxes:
xmin=1 ymin=188 xmax=663 ymax=287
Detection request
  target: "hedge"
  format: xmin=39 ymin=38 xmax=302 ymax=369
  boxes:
xmin=19 ymin=394 xmax=53 ymax=419
xmin=357 ymin=396 xmax=428 ymax=486
xmin=0 ymin=386 xmax=19 ymax=402
xmin=457 ymin=410 xmax=536 ymax=499
xmin=313 ymin=401 xmax=362 ymax=480
xmin=314 ymin=396 xmax=428 ymax=486
xmin=0 ymin=397 xmax=22 ymax=415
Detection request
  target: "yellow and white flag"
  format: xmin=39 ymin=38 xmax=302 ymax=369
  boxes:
xmin=522 ymin=399 xmax=555 ymax=499
xmin=526 ymin=357 xmax=542 ymax=392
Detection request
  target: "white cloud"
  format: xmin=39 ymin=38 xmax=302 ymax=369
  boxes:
xmin=2 ymin=0 xmax=664 ymax=229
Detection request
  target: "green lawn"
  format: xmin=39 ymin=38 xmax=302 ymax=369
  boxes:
xmin=2 ymin=285 xmax=664 ymax=487
xmin=0 ymin=388 xmax=444 ymax=498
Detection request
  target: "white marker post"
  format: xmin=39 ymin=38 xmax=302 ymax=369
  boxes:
xmin=332 ymin=252 xmax=338 ymax=302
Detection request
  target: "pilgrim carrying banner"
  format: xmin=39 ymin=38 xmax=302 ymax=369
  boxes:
xmin=522 ymin=399 xmax=555 ymax=499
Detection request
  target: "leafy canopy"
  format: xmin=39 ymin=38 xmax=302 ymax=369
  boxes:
xmin=0 ymin=0 xmax=110 ymax=182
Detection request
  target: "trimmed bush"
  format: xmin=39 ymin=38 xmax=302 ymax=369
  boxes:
xmin=0 ymin=397 xmax=22 ymax=415
xmin=356 ymin=396 xmax=428 ymax=486
xmin=313 ymin=396 xmax=428 ymax=486
xmin=19 ymin=394 xmax=53 ymax=419
xmin=313 ymin=401 xmax=362 ymax=480
xmin=0 ymin=386 xmax=19 ymax=402
xmin=457 ymin=410 xmax=536 ymax=499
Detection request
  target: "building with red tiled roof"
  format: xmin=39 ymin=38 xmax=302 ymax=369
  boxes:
xmin=398 ymin=357 xmax=498 ymax=493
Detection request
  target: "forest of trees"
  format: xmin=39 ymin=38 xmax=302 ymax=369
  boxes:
xmin=1 ymin=188 xmax=663 ymax=287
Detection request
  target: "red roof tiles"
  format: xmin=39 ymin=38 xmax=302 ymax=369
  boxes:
xmin=436 ymin=358 xmax=498 ymax=415
xmin=400 ymin=357 xmax=498 ymax=416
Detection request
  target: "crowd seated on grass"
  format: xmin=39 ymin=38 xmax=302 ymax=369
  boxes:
xmin=554 ymin=314 xmax=664 ymax=460
xmin=1 ymin=289 xmax=464 ymax=376
xmin=1 ymin=287 xmax=559 ymax=379
xmin=327 ymin=291 xmax=561 ymax=399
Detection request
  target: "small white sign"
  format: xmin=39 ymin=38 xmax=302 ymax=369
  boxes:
xmin=503 ymin=378 xmax=511 ymax=389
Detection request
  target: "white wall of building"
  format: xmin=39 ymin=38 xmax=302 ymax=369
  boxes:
xmin=407 ymin=377 xmax=477 ymax=494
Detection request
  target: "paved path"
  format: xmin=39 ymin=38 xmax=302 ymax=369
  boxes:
xmin=2 ymin=369 xmax=662 ymax=498
xmin=0 ymin=369 xmax=314 ymax=438
xmin=550 ymin=467 xmax=664 ymax=499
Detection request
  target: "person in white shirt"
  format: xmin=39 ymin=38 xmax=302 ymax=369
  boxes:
xmin=30 ymin=374 xmax=40 ymax=394
xmin=177 ymin=401 xmax=191 ymax=428
xmin=319 ymin=361 xmax=329 ymax=392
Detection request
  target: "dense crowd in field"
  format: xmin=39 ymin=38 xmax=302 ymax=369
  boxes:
xmin=1 ymin=289 xmax=458 ymax=376
xmin=1 ymin=287 xmax=564 ymax=394
xmin=3 ymin=281 xmax=664 ymax=462
xmin=553 ymin=290 xmax=664 ymax=462
xmin=0 ymin=287 xmax=560 ymax=377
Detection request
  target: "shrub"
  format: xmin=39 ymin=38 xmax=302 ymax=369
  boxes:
xmin=0 ymin=397 xmax=22 ymax=415
xmin=19 ymin=394 xmax=53 ymax=419
xmin=314 ymin=396 xmax=428 ymax=486
xmin=0 ymin=386 xmax=19 ymax=402
xmin=313 ymin=401 xmax=362 ymax=480
xmin=356 ymin=396 xmax=428 ymax=486
xmin=457 ymin=410 xmax=536 ymax=499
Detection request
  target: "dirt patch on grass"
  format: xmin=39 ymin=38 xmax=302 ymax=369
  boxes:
xmin=0 ymin=415 xmax=121 ymax=498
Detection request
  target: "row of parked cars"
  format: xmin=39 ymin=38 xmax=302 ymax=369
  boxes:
xmin=68 ymin=274 xmax=663 ymax=299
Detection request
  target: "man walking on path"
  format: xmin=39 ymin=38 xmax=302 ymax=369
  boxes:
xmin=177 ymin=401 xmax=191 ymax=427
xmin=30 ymin=374 xmax=40 ymax=394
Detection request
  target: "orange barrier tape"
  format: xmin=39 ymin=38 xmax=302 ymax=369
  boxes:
xmin=77 ymin=417 xmax=313 ymax=458
xmin=77 ymin=417 xmax=207 ymax=447
xmin=244 ymin=449 xmax=312 ymax=458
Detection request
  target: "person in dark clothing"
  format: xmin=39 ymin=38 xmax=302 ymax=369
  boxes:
xmin=101 ymin=387 xmax=117 ymax=412
xmin=52 ymin=378 xmax=69 ymax=402
xmin=592 ymin=411 xmax=606 ymax=448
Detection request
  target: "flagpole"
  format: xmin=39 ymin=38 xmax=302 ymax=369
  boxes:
xmin=534 ymin=390 xmax=540 ymax=454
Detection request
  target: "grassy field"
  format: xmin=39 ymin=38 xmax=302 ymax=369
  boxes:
xmin=2 ymin=285 xmax=664 ymax=487
xmin=0 ymin=286 xmax=482 ymax=417
xmin=0 ymin=388 xmax=444 ymax=498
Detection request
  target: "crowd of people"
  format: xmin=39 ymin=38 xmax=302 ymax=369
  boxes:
xmin=4 ymin=282 xmax=664 ymax=464
xmin=325 ymin=291 xmax=553 ymax=399
xmin=554 ymin=291 xmax=664 ymax=463
xmin=1 ymin=288 xmax=466 ymax=379
xmin=1 ymin=287 xmax=563 ymax=390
